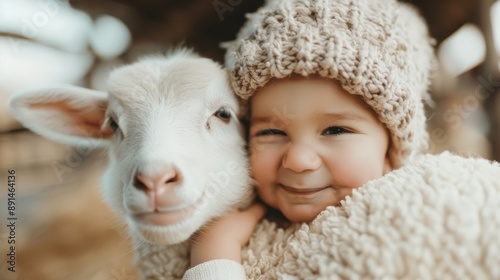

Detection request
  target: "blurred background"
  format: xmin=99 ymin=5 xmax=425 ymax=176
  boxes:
xmin=0 ymin=0 xmax=499 ymax=279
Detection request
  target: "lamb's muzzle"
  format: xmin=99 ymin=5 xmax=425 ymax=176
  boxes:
xmin=130 ymin=162 xmax=205 ymax=227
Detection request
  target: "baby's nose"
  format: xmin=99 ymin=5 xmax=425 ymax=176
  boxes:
xmin=282 ymin=144 xmax=321 ymax=172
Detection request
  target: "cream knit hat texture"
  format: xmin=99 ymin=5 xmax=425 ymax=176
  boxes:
xmin=223 ymin=0 xmax=435 ymax=167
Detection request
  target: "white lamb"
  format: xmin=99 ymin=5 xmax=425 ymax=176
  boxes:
xmin=8 ymin=50 xmax=254 ymax=278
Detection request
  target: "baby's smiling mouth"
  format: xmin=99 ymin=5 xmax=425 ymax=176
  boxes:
xmin=278 ymin=184 xmax=329 ymax=195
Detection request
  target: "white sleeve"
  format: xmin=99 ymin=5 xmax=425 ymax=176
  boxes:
xmin=182 ymin=259 xmax=246 ymax=280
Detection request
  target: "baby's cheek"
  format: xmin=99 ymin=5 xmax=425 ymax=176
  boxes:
xmin=250 ymin=150 xmax=281 ymax=208
xmin=250 ymin=152 xmax=269 ymax=182
xmin=330 ymin=150 xmax=383 ymax=188
xmin=250 ymin=151 xmax=278 ymax=195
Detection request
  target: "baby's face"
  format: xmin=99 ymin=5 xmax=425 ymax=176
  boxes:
xmin=249 ymin=77 xmax=391 ymax=222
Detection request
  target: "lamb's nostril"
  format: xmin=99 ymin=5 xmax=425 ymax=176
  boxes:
xmin=165 ymin=174 xmax=178 ymax=184
xmin=133 ymin=176 xmax=149 ymax=191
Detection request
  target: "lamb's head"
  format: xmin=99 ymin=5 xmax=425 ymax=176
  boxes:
xmin=8 ymin=50 xmax=254 ymax=245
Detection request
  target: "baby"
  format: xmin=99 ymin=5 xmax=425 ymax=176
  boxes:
xmin=185 ymin=0 xmax=434 ymax=278
xmin=248 ymin=75 xmax=391 ymax=223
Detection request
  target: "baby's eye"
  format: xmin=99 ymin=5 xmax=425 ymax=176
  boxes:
xmin=256 ymin=129 xmax=286 ymax=137
xmin=322 ymin=126 xmax=350 ymax=136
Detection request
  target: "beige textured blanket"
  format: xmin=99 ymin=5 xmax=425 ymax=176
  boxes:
xmin=136 ymin=152 xmax=500 ymax=279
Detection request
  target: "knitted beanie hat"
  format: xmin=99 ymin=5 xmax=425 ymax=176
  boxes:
xmin=223 ymin=0 xmax=435 ymax=168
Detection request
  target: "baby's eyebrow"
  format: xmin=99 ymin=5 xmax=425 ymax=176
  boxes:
xmin=250 ymin=111 xmax=371 ymax=125
xmin=318 ymin=112 xmax=370 ymax=122
xmin=250 ymin=115 xmax=274 ymax=125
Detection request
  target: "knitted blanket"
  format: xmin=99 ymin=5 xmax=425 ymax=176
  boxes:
xmin=136 ymin=152 xmax=500 ymax=279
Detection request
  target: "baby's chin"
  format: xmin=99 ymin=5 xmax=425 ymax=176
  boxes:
xmin=280 ymin=203 xmax=327 ymax=223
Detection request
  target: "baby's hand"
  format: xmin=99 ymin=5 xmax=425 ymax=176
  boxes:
xmin=190 ymin=203 xmax=267 ymax=267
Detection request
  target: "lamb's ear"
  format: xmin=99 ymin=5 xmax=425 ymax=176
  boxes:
xmin=8 ymin=84 xmax=113 ymax=147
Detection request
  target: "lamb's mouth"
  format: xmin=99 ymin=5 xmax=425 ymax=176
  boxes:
xmin=133 ymin=194 xmax=205 ymax=226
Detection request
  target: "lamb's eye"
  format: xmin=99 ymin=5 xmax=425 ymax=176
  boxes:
xmin=109 ymin=118 xmax=119 ymax=132
xmin=214 ymin=107 xmax=231 ymax=123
